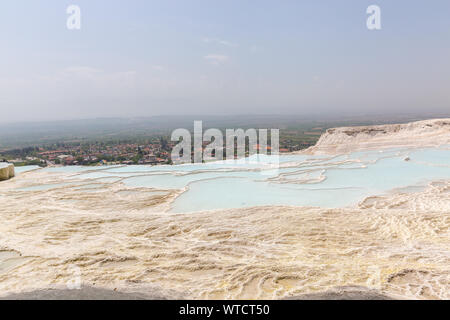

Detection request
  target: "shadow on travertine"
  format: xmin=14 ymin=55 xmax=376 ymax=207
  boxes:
xmin=1 ymin=286 xmax=396 ymax=300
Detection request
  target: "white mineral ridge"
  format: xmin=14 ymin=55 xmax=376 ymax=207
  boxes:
xmin=304 ymin=118 xmax=450 ymax=155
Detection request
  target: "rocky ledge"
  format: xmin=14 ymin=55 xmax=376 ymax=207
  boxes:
xmin=0 ymin=163 xmax=15 ymax=181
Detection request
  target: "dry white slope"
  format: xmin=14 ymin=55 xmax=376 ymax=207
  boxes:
xmin=304 ymin=118 xmax=450 ymax=155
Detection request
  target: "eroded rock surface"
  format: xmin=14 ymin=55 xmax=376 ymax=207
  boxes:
xmin=0 ymin=164 xmax=14 ymax=181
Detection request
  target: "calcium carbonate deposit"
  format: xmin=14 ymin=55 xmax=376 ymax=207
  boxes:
xmin=0 ymin=119 xmax=449 ymax=299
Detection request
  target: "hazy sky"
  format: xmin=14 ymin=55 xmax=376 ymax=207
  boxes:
xmin=0 ymin=0 xmax=449 ymax=123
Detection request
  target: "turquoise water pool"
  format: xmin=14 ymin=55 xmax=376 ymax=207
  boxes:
xmin=11 ymin=165 xmax=40 ymax=174
xmin=15 ymin=146 xmax=450 ymax=212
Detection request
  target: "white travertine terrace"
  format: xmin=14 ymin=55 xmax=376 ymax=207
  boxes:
xmin=0 ymin=119 xmax=449 ymax=300
xmin=0 ymin=163 xmax=14 ymax=181
xmin=304 ymin=118 xmax=450 ymax=155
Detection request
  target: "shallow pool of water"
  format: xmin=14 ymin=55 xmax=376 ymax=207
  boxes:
xmin=15 ymin=146 xmax=450 ymax=212
xmin=13 ymin=165 xmax=41 ymax=174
